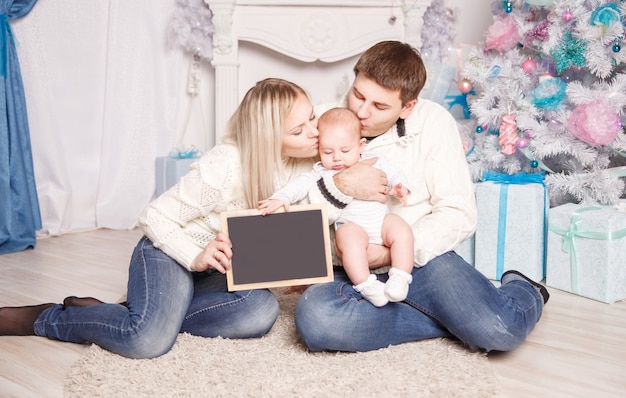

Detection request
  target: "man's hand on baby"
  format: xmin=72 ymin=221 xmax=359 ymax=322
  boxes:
xmin=258 ymin=199 xmax=290 ymax=215
xmin=334 ymin=157 xmax=389 ymax=203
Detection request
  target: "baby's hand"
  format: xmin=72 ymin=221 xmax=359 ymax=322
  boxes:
xmin=390 ymin=183 xmax=409 ymax=206
xmin=258 ymin=199 xmax=290 ymax=215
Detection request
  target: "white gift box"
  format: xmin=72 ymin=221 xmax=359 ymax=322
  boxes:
xmin=546 ymin=202 xmax=626 ymax=304
xmin=474 ymin=173 xmax=547 ymax=281
xmin=455 ymin=234 xmax=475 ymax=266
xmin=155 ymin=157 xmax=197 ymax=196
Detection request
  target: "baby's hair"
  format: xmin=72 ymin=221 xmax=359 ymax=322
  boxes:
xmin=318 ymin=108 xmax=361 ymax=139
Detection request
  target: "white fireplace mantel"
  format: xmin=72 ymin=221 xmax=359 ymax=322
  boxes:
xmin=205 ymin=0 xmax=433 ymax=140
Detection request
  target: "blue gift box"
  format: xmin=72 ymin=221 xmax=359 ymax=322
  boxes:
xmin=474 ymin=172 xmax=547 ymax=281
xmin=546 ymin=202 xmax=626 ymax=303
xmin=454 ymin=234 xmax=475 ymax=266
xmin=155 ymin=157 xmax=197 ymax=196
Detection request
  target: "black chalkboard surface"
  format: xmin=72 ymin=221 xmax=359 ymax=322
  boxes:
xmin=220 ymin=203 xmax=333 ymax=291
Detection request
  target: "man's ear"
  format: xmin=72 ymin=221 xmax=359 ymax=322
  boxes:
xmin=399 ymin=99 xmax=417 ymax=119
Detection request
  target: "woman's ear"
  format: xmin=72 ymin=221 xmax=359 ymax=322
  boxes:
xmin=399 ymin=99 xmax=417 ymax=119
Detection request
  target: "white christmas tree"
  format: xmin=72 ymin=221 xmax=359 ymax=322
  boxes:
xmin=463 ymin=0 xmax=626 ymax=206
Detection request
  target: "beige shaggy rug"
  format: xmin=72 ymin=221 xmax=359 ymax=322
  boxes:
xmin=64 ymin=290 xmax=499 ymax=397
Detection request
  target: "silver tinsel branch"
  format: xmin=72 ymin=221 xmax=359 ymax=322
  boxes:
xmin=169 ymin=0 xmax=214 ymax=61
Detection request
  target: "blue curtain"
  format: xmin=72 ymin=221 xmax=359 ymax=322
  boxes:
xmin=0 ymin=0 xmax=40 ymax=254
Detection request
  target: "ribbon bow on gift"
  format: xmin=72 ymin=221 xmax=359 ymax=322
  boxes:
xmin=170 ymin=145 xmax=201 ymax=159
xmin=548 ymin=206 xmax=626 ymax=293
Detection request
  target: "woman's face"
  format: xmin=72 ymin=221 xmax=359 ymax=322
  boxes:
xmin=347 ymin=74 xmax=415 ymax=138
xmin=282 ymin=94 xmax=319 ymax=159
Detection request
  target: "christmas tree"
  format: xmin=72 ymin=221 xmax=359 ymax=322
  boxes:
xmin=462 ymin=0 xmax=626 ymax=206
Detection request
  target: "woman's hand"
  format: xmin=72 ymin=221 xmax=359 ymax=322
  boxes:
xmin=190 ymin=232 xmax=233 ymax=273
xmin=333 ymin=157 xmax=389 ymax=203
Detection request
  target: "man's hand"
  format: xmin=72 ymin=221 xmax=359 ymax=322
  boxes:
xmin=333 ymin=157 xmax=389 ymax=203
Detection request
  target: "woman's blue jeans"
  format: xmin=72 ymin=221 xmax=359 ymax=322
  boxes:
xmin=34 ymin=237 xmax=279 ymax=358
xmin=295 ymin=251 xmax=544 ymax=352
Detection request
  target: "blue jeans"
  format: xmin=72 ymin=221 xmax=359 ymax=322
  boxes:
xmin=295 ymin=251 xmax=544 ymax=352
xmin=34 ymin=237 xmax=279 ymax=358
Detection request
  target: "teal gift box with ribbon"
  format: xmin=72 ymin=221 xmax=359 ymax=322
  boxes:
xmin=546 ymin=202 xmax=626 ymax=304
xmin=474 ymin=172 xmax=547 ymax=281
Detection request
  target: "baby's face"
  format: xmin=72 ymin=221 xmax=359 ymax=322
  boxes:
xmin=318 ymin=126 xmax=364 ymax=171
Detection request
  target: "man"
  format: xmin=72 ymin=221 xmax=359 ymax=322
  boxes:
xmin=296 ymin=41 xmax=549 ymax=353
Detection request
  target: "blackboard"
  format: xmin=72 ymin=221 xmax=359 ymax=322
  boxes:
xmin=220 ymin=203 xmax=333 ymax=291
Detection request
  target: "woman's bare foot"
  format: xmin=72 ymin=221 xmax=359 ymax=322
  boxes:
xmin=62 ymin=296 xmax=105 ymax=308
xmin=0 ymin=303 xmax=55 ymax=336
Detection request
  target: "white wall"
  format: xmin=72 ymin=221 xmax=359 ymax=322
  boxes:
xmin=447 ymin=0 xmax=494 ymax=43
xmin=198 ymin=0 xmax=495 ymax=147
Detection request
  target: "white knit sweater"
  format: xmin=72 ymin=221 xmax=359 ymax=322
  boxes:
xmin=138 ymin=144 xmax=314 ymax=270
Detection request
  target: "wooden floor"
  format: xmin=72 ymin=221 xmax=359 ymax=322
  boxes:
xmin=1 ymin=229 xmax=625 ymax=398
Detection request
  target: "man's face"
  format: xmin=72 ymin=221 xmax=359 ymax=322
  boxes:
xmin=347 ymin=74 xmax=415 ymax=138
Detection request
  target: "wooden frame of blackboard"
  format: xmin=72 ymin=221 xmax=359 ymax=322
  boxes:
xmin=220 ymin=203 xmax=333 ymax=291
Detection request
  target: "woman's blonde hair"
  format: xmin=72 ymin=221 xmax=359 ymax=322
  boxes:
xmin=223 ymin=78 xmax=308 ymax=209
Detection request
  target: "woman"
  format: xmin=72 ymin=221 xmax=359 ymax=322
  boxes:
xmin=0 ymin=78 xmax=320 ymax=359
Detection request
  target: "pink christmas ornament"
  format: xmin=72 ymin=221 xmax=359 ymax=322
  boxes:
xmin=499 ymin=114 xmax=519 ymax=155
xmin=522 ymin=58 xmax=538 ymax=74
xmin=567 ymin=99 xmax=621 ymax=145
xmin=515 ymin=137 xmax=529 ymax=148
xmin=485 ymin=15 xmax=521 ymax=53
xmin=562 ymin=9 xmax=573 ymax=22
xmin=458 ymin=77 xmax=473 ymax=93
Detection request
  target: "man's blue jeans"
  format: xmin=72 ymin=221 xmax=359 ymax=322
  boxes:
xmin=34 ymin=237 xmax=279 ymax=358
xmin=295 ymin=251 xmax=544 ymax=352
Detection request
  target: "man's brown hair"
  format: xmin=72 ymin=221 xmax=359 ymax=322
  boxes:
xmin=353 ymin=41 xmax=427 ymax=105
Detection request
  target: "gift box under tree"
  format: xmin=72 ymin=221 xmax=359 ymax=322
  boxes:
xmin=155 ymin=155 xmax=198 ymax=196
xmin=546 ymin=202 xmax=626 ymax=304
xmin=474 ymin=172 xmax=547 ymax=281
xmin=455 ymin=233 xmax=475 ymax=267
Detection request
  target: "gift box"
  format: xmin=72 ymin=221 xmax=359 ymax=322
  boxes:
xmin=455 ymin=233 xmax=475 ymax=266
xmin=546 ymin=202 xmax=626 ymax=303
xmin=474 ymin=172 xmax=547 ymax=281
xmin=155 ymin=156 xmax=197 ymax=196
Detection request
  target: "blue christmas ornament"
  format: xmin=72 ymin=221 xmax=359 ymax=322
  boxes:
xmin=531 ymin=75 xmax=567 ymax=110
xmin=550 ymin=31 xmax=587 ymax=74
xmin=590 ymin=3 xmax=622 ymax=26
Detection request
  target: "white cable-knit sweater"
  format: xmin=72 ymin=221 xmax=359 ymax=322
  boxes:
xmin=138 ymin=144 xmax=314 ymax=270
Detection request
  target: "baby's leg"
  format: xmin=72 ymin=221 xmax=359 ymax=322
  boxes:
xmin=381 ymin=213 xmax=414 ymax=302
xmin=336 ymin=223 xmax=388 ymax=307
xmin=335 ymin=222 xmax=371 ymax=285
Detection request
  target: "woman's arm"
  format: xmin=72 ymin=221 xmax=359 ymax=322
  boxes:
xmin=138 ymin=146 xmax=239 ymax=270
